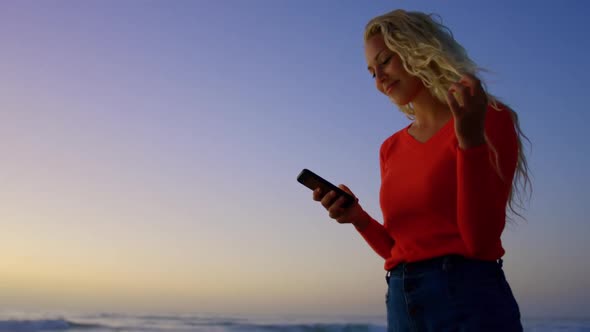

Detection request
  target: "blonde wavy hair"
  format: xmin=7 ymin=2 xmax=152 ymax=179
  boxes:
xmin=365 ymin=9 xmax=532 ymax=220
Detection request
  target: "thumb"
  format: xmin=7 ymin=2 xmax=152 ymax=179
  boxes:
xmin=338 ymin=184 xmax=354 ymax=196
xmin=447 ymin=89 xmax=462 ymax=118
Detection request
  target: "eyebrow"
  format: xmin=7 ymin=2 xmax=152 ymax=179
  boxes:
xmin=367 ymin=49 xmax=386 ymax=71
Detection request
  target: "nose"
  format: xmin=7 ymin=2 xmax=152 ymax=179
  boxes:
xmin=375 ymin=67 xmax=388 ymax=83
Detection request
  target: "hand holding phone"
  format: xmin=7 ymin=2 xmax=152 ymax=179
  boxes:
xmin=297 ymin=169 xmax=355 ymax=208
xmin=297 ymin=168 xmax=370 ymax=229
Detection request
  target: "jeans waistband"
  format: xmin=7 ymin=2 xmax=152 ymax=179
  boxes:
xmin=386 ymin=255 xmax=503 ymax=281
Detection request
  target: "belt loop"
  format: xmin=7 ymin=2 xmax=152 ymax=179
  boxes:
xmin=385 ymin=271 xmax=391 ymax=284
xmin=498 ymin=258 xmax=504 ymax=268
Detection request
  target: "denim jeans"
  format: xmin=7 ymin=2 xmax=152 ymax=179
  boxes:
xmin=385 ymin=255 xmax=523 ymax=332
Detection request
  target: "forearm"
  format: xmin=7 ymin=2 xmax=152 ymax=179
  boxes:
xmin=457 ymin=134 xmax=486 ymax=150
xmin=354 ymin=210 xmax=394 ymax=260
xmin=352 ymin=209 xmax=372 ymax=231
xmin=456 ymin=143 xmax=510 ymax=256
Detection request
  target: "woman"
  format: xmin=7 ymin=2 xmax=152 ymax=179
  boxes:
xmin=312 ymin=9 xmax=531 ymax=332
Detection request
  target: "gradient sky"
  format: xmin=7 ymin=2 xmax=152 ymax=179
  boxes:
xmin=1 ymin=0 xmax=589 ymax=319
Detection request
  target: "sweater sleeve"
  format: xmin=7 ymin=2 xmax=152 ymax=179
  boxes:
xmin=356 ymin=215 xmax=394 ymax=260
xmin=355 ymin=141 xmax=395 ymax=260
xmin=456 ymin=106 xmax=519 ymax=257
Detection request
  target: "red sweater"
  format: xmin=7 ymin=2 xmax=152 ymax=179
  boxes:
xmin=358 ymin=105 xmax=519 ymax=271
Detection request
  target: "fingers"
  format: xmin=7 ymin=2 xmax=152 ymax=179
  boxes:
xmin=460 ymin=74 xmax=484 ymax=97
xmin=320 ymin=190 xmax=339 ymax=209
xmin=448 ymin=74 xmax=486 ymax=115
xmin=451 ymin=82 xmax=469 ymax=106
xmin=314 ymin=185 xmax=355 ymax=202
xmin=328 ymin=195 xmax=348 ymax=220
xmin=312 ymin=188 xmax=323 ymax=201
xmin=313 ymin=188 xmax=349 ymax=221
xmin=338 ymin=184 xmax=354 ymax=196
xmin=455 ymin=74 xmax=488 ymax=108
xmin=313 ymin=185 xmax=356 ymax=223
xmin=446 ymin=88 xmax=461 ymax=116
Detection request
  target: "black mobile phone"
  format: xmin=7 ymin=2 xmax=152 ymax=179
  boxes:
xmin=296 ymin=168 xmax=355 ymax=208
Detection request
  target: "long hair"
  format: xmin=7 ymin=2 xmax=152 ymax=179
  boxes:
xmin=365 ymin=9 xmax=532 ymax=220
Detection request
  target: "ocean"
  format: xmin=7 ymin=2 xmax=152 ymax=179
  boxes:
xmin=0 ymin=312 xmax=589 ymax=331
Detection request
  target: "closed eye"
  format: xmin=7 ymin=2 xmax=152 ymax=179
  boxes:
xmin=381 ymin=56 xmax=392 ymax=65
xmin=369 ymin=55 xmax=393 ymax=79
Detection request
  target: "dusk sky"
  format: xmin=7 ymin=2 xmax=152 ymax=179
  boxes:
xmin=1 ymin=0 xmax=589 ymax=319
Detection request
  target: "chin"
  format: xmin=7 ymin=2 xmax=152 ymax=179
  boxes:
xmin=389 ymin=95 xmax=412 ymax=106
xmin=388 ymin=85 xmax=423 ymax=106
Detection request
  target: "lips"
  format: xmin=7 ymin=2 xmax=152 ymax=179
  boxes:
xmin=385 ymin=80 xmax=400 ymax=94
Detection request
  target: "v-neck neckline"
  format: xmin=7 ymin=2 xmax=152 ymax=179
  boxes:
xmin=403 ymin=117 xmax=454 ymax=146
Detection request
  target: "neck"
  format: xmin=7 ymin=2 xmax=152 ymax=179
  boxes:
xmin=409 ymin=86 xmax=452 ymax=129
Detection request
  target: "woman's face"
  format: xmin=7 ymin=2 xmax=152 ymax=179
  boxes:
xmin=364 ymin=33 xmax=424 ymax=106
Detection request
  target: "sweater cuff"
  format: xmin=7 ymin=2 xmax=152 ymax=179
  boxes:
xmin=356 ymin=216 xmax=382 ymax=236
xmin=457 ymin=142 xmax=490 ymax=163
xmin=458 ymin=141 xmax=488 ymax=153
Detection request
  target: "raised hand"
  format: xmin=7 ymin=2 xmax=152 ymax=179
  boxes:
xmin=446 ymin=74 xmax=488 ymax=149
